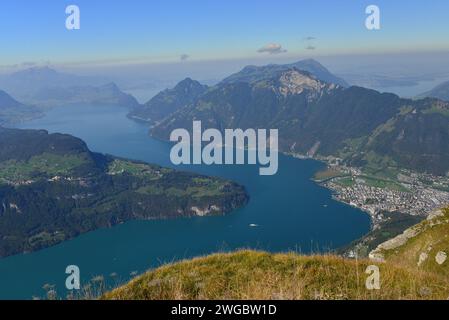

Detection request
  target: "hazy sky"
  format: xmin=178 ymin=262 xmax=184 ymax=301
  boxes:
xmin=1 ymin=0 xmax=449 ymax=68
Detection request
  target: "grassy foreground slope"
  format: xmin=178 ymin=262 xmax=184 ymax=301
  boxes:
xmin=106 ymin=207 xmax=449 ymax=300
xmin=104 ymin=250 xmax=449 ymax=300
xmin=370 ymin=207 xmax=449 ymax=278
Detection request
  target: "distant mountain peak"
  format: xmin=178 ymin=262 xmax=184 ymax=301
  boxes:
xmin=101 ymin=82 xmax=121 ymax=90
xmin=174 ymin=77 xmax=207 ymax=92
xmin=254 ymin=68 xmax=340 ymax=98
xmin=0 ymin=67 xmax=111 ymax=103
xmin=277 ymin=69 xmax=326 ymax=96
xmin=129 ymin=78 xmax=208 ymax=123
xmin=294 ymin=58 xmax=323 ymax=66
xmin=30 ymin=66 xmax=55 ymax=71
xmin=179 ymin=77 xmax=195 ymax=83
xmin=13 ymin=66 xmax=59 ymax=77
xmin=221 ymin=59 xmax=349 ymax=87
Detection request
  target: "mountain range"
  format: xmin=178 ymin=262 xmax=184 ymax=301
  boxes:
xmin=0 ymin=67 xmax=138 ymax=109
xmin=0 ymin=67 xmax=106 ymax=99
xmin=31 ymin=82 xmax=139 ymax=108
xmin=3 ymin=60 xmax=449 ymax=176
xmin=131 ymin=59 xmax=449 ymax=176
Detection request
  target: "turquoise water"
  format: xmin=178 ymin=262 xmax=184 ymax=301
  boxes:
xmin=0 ymin=105 xmax=370 ymax=299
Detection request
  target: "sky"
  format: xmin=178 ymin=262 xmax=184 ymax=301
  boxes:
xmin=1 ymin=0 xmax=449 ymax=69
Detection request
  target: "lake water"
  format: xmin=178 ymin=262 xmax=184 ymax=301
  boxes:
xmin=0 ymin=105 xmax=370 ymax=299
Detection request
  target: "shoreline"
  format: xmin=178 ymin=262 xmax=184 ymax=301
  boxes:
xmin=286 ymin=151 xmax=449 ymax=257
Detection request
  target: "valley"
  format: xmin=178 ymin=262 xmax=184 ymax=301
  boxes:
xmin=2 ymin=0 xmax=449 ymax=303
xmin=0 ymin=104 xmax=370 ymax=299
xmin=128 ymin=59 xmax=449 ymax=257
xmin=1 ymin=58 xmax=449 ymax=299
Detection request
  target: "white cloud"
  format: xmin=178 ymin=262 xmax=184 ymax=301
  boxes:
xmin=257 ymin=43 xmax=287 ymax=55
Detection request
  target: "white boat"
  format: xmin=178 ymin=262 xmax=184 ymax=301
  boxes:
xmin=249 ymin=224 xmax=259 ymax=227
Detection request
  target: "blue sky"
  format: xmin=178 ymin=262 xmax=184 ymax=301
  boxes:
xmin=1 ymin=0 xmax=449 ymax=68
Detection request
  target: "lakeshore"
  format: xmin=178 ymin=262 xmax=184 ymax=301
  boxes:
xmin=0 ymin=104 xmax=370 ymax=299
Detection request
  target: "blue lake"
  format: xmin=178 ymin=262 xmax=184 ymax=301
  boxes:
xmin=0 ymin=105 xmax=370 ymax=299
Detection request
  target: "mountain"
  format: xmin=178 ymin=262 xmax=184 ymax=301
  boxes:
xmin=149 ymin=66 xmax=449 ymax=176
xmin=127 ymin=60 xmax=346 ymax=124
xmin=0 ymin=90 xmax=42 ymax=125
xmin=345 ymin=99 xmax=449 ymax=175
xmin=31 ymin=82 xmax=140 ymax=108
xmin=128 ymin=78 xmax=208 ymax=123
xmin=221 ymin=59 xmax=349 ymax=87
xmin=0 ymin=127 xmax=248 ymax=257
xmin=0 ymin=67 xmax=107 ymax=101
xmin=151 ymin=68 xmax=342 ymax=141
xmin=419 ymin=80 xmax=449 ymax=101
xmin=0 ymin=67 xmax=138 ymax=109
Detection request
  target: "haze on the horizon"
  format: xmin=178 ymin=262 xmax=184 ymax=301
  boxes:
xmin=1 ymin=0 xmax=449 ymax=99
xmin=1 ymin=0 xmax=449 ymax=66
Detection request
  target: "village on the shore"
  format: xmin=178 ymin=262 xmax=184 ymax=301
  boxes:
xmin=315 ymin=163 xmax=449 ymax=230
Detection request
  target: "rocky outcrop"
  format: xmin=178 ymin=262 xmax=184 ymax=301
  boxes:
xmin=369 ymin=208 xmax=445 ymax=262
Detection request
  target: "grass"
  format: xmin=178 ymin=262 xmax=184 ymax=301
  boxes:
xmin=337 ymin=136 xmax=367 ymax=159
xmin=0 ymin=153 xmax=86 ymax=182
xmin=335 ymin=177 xmax=355 ymax=187
xmin=360 ymin=175 xmax=410 ymax=192
xmin=362 ymin=151 xmax=398 ymax=170
xmin=108 ymin=160 xmax=228 ymax=196
xmin=422 ymin=106 xmax=449 ymax=118
xmin=103 ymin=250 xmax=449 ymax=300
xmin=363 ymin=166 xmax=401 ymax=181
xmin=136 ymin=178 xmax=226 ymax=198
xmin=107 ymin=159 xmax=166 ymax=180
xmin=313 ymin=168 xmax=347 ymax=182
xmin=380 ymin=207 xmax=449 ymax=279
xmin=103 ymin=207 xmax=449 ymax=300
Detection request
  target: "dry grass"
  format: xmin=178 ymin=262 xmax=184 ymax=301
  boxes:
xmin=104 ymin=207 xmax=449 ymax=300
xmin=380 ymin=207 xmax=449 ymax=278
xmin=104 ymin=250 xmax=449 ymax=300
